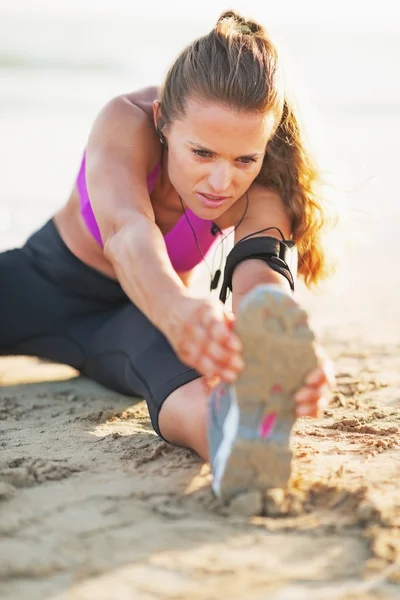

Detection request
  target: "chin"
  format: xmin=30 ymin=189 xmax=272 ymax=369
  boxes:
xmin=192 ymin=203 xmax=228 ymax=221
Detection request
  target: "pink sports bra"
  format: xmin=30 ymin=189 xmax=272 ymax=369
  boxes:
xmin=76 ymin=152 xmax=224 ymax=272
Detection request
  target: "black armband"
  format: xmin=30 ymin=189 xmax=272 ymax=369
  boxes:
xmin=219 ymin=236 xmax=297 ymax=303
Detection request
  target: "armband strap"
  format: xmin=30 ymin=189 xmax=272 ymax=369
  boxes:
xmin=219 ymin=236 xmax=297 ymax=303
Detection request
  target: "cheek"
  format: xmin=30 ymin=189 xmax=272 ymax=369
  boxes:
xmin=237 ymin=165 xmax=260 ymax=189
xmin=170 ymin=149 xmax=190 ymax=175
xmin=170 ymin=151 xmax=202 ymax=185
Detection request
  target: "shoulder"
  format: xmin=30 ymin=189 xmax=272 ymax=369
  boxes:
xmin=101 ymin=86 xmax=160 ymax=136
xmin=215 ymin=182 xmax=291 ymax=239
xmin=87 ymin=88 xmax=162 ymax=176
xmin=123 ymin=86 xmax=160 ymax=119
xmin=246 ymin=182 xmax=282 ymax=203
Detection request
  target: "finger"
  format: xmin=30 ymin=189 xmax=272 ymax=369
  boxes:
xmin=306 ymin=364 xmax=335 ymax=389
xmin=198 ymin=353 xmax=240 ymax=382
xmin=296 ymin=403 xmax=314 ymax=416
xmin=317 ymin=395 xmax=330 ymax=412
xmin=296 ymin=393 xmax=330 ymax=417
xmin=203 ymin=375 xmax=221 ymax=393
xmin=306 ymin=358 xmax=336 ymax=388
xmin=206 ymin=343 xmax=244 ymax=374
xmin=206 ymin=314 xmax=242 ymax=350
xmin=205 ymin=340 xmax=225 ymax=363
xmin=220 ymin=367 xmax=240 ymax=383
xmin=224 ymin=311 xmax=237 ymax=332
xmin=304 ymin=367 xmax=325 ymax=386
xmin=200 ymin=356 xmax=219 ymax=378
xmin=209 ymin=317 xmax=237 ymax=347
xmin=324 ymin=358 xmax=336 ymax=388
xmin=296 ymin=403 xmax=318 ymax=418
xmin=294 ymin=383 xmax=331 ymax=405
xmin=226 ymin=332 xmax=242 ymax=352
xmin=179 ymin=337 xmax=206 ymax=364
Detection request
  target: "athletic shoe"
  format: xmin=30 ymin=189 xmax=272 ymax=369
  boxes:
xmin=207 ymin=284 xmax=318 ymax=502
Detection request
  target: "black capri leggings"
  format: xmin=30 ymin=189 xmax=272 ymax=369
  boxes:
xmin=0 ymin=219 xmax=201 ymax=435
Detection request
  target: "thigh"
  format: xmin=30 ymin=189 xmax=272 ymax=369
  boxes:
xmin=1 ymin=232 xmax=200 ymax=435
xmin=0 ymin=247 xmax=87 ymax=366
xmin=78 ymin=303 xmax=201 ymax=436
xmin=0 ymin=219 xmax=127 ymax=368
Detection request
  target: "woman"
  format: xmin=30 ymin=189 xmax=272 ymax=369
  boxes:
xmin=0 ymin=11 xmax=335 ymax=503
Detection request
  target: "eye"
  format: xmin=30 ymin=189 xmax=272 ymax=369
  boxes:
xmin=191 ymin=149 xmax=212 ymax=158
xmin=238 ymin=157 xmax=257 ymax=165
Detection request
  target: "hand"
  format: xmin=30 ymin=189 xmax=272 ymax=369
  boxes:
xmin=166 ymin=296 xmax=244 ymax=382
xmin=294 ymin=347 xmax=335 ymax=418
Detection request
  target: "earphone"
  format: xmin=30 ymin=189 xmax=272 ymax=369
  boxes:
xmin=178 ymin=193 xmax=249 ymax=292
xmin=179 ymin=196 xmax=287 ymax=296
xmin=157 ymin=118 xmax=168 ymax=149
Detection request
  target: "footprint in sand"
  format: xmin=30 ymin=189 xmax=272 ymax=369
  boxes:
xmin=0 ymin=457 xmax=81 ymax=488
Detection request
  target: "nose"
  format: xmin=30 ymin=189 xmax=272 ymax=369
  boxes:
xmin=207 ymin=162 xmax=232 ymax=194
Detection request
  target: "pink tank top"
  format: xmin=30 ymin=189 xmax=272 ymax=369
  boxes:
xmin=76 ymin=153 xmax=224 ymax=272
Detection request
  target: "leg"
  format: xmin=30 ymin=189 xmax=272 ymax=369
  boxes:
xmin=1 ymin=220 xmax=204 ymax=444
xmin=158 ymin=377 xmax=210 ymax=459
xmin=0 ymin=220 xmax=125 ymax=366
xmin=0 ymin=246 xmax=88 ymax=363
xmin=161 ymin=284 xmax=320 ymax=504
xmin=78 ymin=301 xmax=202 ymax=436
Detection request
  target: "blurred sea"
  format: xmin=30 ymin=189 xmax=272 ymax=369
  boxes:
xmin=1 ymin=4 xmax=399 ymax=341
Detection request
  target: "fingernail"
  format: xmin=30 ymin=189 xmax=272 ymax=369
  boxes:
xmin=231 ymin=356 xmax=245 ymax=371
xmin=229 ymin=339 xmax=242 ymax=352
xmin=305 ymin=368 xmax=323 ymax=385
xmin=294 ymin=389 xmax=310 ymax=403
xmin=222 ymin=370 xmax=237 ymax=382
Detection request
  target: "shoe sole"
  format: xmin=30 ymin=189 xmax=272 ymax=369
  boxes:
xmin=217 ymin=284 xmax=318 ymax=503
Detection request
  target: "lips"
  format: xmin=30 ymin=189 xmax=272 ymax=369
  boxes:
xmin=201 ymin=193 xmax=229 ymax=201
xmin=197 ymin=192 xmax=229 ymax=209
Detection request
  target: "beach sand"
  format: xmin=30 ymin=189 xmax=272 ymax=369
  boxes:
xmin=1 ymin=12 xmax=400 ymax=600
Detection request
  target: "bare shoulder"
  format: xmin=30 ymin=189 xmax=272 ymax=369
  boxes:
xmin=87 ymin=87 xmax=162 ymax=176
xmin=215 ymin=182 xmax=292 ymax=240
xmin=245 ymin=182 xmax=285 ymax=208
xmin=123 ymin=86 xmax=160 ymax=119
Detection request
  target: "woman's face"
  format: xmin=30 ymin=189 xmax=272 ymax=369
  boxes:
xmin=158 ymin=97 xmax=275 ymax=219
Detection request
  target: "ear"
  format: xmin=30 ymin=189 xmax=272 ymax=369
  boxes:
xmin=152 ymin=99 xmax=160 ymax=129
xmin=153 ymin=99 xmax=165 ymax=133
xmin=153 ymin=99 xmax=168 ymax=149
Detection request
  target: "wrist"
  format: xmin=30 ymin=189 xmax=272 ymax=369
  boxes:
xmin=154 ymin=286 xmax=196 ymax=338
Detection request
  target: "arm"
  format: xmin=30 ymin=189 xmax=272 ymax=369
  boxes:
xmin=230 ymin=184 xmax=335 ymax=417
xmin=231 ymin=184 xmax=292 ymax=313
xmin=85 ymin=93 xmax=242 ymax=382
xmin=85 ymin=94 xmax=191 ymax=332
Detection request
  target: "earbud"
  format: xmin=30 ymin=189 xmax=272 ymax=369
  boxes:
xmin=210 ymin=269 xmax=221 ymax=291
xmin=157 ymin=119 xmax=168 ymax=149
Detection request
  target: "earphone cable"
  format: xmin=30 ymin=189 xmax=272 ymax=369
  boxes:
xmin=178 ymin=193 xmax=249 ymax=291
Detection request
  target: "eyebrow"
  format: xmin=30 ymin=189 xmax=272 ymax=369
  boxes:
xmin=187 ymin=141 xmax=264 ymax=159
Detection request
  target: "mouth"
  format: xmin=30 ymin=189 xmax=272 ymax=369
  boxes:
xmin=197 ymin=192 xmax=230 ymax=208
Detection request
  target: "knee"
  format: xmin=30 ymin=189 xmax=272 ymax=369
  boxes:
xmin=158 ymin=377 xmax=208 ymax=444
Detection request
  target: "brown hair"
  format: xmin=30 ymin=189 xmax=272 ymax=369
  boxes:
xmin=158 ymin=10 xmax=338 ymax=286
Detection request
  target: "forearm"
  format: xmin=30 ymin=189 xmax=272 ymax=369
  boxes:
xmin=231 ymin=259 xmax=291 ymax=314
xmin=104 ymin=215 xmax=193 ymax=334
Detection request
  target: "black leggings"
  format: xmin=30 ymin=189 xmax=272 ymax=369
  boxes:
xmin=0 ymin=220 xmax=201 ymax=435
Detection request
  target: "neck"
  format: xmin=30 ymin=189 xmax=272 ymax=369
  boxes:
xmin=159 ymin=148 xmax=174 ymax=196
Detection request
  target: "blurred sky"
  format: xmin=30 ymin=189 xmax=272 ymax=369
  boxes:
xmin=1 ymin=0 xmax=398 ymax=29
